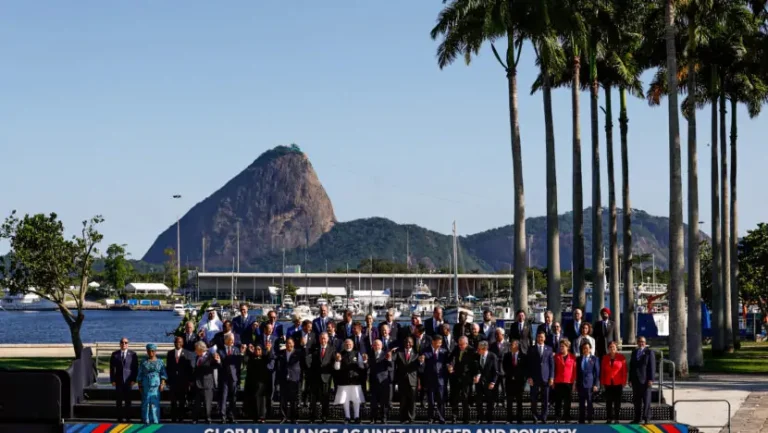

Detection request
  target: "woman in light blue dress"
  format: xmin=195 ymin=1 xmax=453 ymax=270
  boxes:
xmin=137 ymin=343 xmax=168 ymax=424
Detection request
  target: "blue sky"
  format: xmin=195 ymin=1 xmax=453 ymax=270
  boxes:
xmin=0 ymin=1 xmax=764 ymax=258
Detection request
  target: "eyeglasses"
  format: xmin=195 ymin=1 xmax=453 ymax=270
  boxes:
xmin=120 ymin=341 xmax=128 ymax=345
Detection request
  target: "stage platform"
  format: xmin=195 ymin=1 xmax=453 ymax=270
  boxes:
xmin=61 ymin=423 xmax=695 ymax=433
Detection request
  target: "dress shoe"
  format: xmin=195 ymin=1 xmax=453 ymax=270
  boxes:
xmin=354 ymin=418 xmax=361 ymax=424
xmin=258 ymin=419 xmax=265 ymax=424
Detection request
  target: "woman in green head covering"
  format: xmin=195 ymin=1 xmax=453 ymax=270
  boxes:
xmin=137 ymin=343 xmax=167 ymax=424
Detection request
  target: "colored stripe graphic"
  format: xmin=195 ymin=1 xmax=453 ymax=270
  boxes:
xmin=661 ymin=423 xmax=685 ymax=433
xmin=65 ymin=424 xmax=88 ymax=433
xmin=138 ymin=425 xmax=165 ymax=433
xmin=645 ymin=424 xmax=666 ymax=433
xmin=92 ymin=424 xmax=113 ymax=433
xmin=112 ymin=423 xmax=131 ymax=433
xmin=610 ymin=424 xmax=638 ymax=433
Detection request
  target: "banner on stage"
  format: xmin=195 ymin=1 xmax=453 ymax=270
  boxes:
xmin=63 ymin=423 xmax=690 ymax=433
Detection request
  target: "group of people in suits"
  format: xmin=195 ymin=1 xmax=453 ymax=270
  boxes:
xmin=109 ymin=304 xmax=656 ymax=425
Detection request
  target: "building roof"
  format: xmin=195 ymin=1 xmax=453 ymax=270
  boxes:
xmin=125 ymin=283 xmax=171 ymax=293
xmin=268 ymin=286 xmax=347 ymax=296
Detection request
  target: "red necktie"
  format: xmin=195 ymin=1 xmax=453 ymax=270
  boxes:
xmin=321 ymin=348 xmax=326 ymax=359
xmin=176 ymin=352 xmax=180 ymax=363
xmin=197 ymin=356 xmax=203 ymax=366
xmin=228 ymin=347 xmax=232 ymax=356
xmin=406 ymin=351 xmax=411 ymax=362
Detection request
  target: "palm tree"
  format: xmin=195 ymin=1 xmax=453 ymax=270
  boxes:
xmin=431 ymin=0 xmax=529 ymax=313
xmin=665 ymin=0 xmax=688 ymax=376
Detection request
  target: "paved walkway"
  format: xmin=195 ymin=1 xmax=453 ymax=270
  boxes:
xmin=721 ymin=392 xmax=768 ymax=433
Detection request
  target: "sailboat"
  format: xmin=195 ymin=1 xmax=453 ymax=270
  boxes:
xmin=443 ymin=221 xmax=474 ymax=323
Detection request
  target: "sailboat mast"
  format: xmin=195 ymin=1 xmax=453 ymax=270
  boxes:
xmin=453 ymin=221 xmax=459 ymax=302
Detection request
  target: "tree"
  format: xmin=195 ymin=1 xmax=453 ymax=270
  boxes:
xmin=0 ymin=211 xmax=103 ymax=359
xmin=665 ymin=0 xmax=688 ymax=376
xmin=104 ymin=243 xmax=131 ymax=292
xmin=164 ymin=247 xmax=179 ymax=290
xmin=431 ymin=0 xmax=528 ymax=313
xmin=738 ymin=224 xmax=768 ymax=322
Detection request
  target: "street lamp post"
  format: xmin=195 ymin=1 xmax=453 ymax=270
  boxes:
xmin=173 ymin=195 xmax=182 ymax=291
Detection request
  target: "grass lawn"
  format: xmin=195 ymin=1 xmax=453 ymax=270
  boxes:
xmin=0 ymin=357 xmax=109 ymax=371
xmin=699 ymin=342 xmax=768 ymax=374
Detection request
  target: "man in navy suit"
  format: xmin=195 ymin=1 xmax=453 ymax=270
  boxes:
xmin=368 ymin=339 xmax=395 ymax=423
xmin=276 ymin=338 xmax=304 ymax=423
xmin=379 ymin=310 xmax=399 ymax=339
xmin=284 ymin=316 xmax=302 ymax=340
xmin=306 ymin=332 xmax=336 ymax=423
xmin=474 ymin=341 xmax=499 ymax=424
xmin=216 ymin=334 xmax=242 ymax=423
xmin=312 ymin=305 xmax=331 ymax=336
xmin=576 ymin=341 xmax=600 ymax=424
xmin=110 ymin=337 xmax=138 ymax=422
xmin=508 ymin=310 xmax=532 ymax=354
xmin=259 ymin=322 xmax=281 ymax=354
xmin=191 ymin=341 xmax=216 ymax=424
xmin=262 ymin=310 xmax=283 ymax=337
xmin=630 ymin=337 xmax=656 ymax=424
xmin=527 ymin=332 xmax=555 ymax=423
xmin=537 ymin=310 xmax=555 ymax=338
xmin=546 ymin=323 xmax=565 ymax=350
xmin=350 ymin=322 xmax=369 ymax=355
xmin=166 ymin=336 xmax=193 ymax=423
xmin=232 ymin=304 xmax=256 ymax=346
xmin=378 ymin=323 xmax=397 ymax=353
xmin=565 ymin=308 xmax=584 ymax=343
xmin=419 ymin=335 xmax=449 ymax=424
xmin=337 ymin=309 xmax=355 ymax=341
xmin=424 ymin=306 xmax=444 ymax=337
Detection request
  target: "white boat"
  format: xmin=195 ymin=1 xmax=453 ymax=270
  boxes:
xmin=283 ymin=295 xmax=295 ymax=308
xmin=0 ymin=291 xmax=58 ymax=311
xmin=331 ymin=297 xmax=344 ymax=309
xmin=408 ymin=280 xmax=436 ymax=316
xmin=172 ymin=304 xmax=186 ymax=316
xmin=316 ymin=297 xmax=329 ymax=306
xmin=292 ymin=305 xmax=314 ymax=322
xmin=444 ymin=305 xmax=474 ymax=324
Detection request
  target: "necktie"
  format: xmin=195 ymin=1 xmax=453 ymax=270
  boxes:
xmin=121 ymin=352 xmax=125 ymax=362
xmin=228 ymin=347 xmax=232 ymax=356
xmin=555 ymin=335 xmax=559 ymax=347
xmin=406 ymin=351 xmax=411 ymax=362
xmin=539 ymin=345 xmax=543 ymax=356
xmin=459 ymin=351 xmax=463 ymax=362
xmin=176 ymin=351 xmax=180 ymax=362
xmin=481 ymin=356 xmax=485 ymax=368
xmin=383 ymin=338 xmax=388 ymax=350
xmin=519 ymin=323 xmax=523 ymax=333
xmin=582 ymin=357 xmax=588 ymax=371
xmin=637 ymin=349 xmax=643 ymax=360
xmin=513 ymin=353 xmax=517 ymax=366
xmin=321 ymin=347 xmax=326 ymax=359
xmin=197 ymin=356 xmax=203 ymax=367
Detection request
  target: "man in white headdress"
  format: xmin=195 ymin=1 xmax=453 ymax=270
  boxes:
xmin=197 ymin=308 xmax=223 ymax=343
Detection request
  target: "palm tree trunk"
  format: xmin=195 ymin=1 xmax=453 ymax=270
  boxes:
xmin=543 ymin=70 xmax=562 ymax=323
xmin=719 ymin=84 xmax=733 ymax=352
xmin=686 ymin=26 xmax=703 ymax=367
xmin=604 ymin=85 xmax=620 ymax=344
xmin=507 ymin=33 xmax=528 ymax=314
xmin=590 ymin=48 xmax=604 ymax=319
xmin=710 ymin=89 xmax=723 ymax=354
xmin=665 ymin=0 xmax=688 ymax=376
xmin=730 ymin=98 xmax=739 ymax=349
xmin=572 ymin=53 xmax=586 ymax=313
xmin=619 ymin=87 xmax=635 ymax=345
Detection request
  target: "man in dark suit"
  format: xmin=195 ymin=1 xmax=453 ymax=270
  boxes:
xmin=191 ymin=341 xmax=216 ymax=424
xmin=488 ymin=328 xmax=507 ymax=403
xmin=508 ymin=310 xmax=532 ymax=354
xmin=546 ymin=322 xmax=565 ymax=350
xmin=452 ymin=311 xmax=471 ymax=341
xmin=109 ymin=337 xmax=138 ymax=422
xmin=395 ymin=337 xmax=420 ymax=424
xmin=368 ymin=339 xmax=395 ymax=423
xmin=502 ymin=340 xmax=526 ymax=424
xmin=216 ymin=335 xmax=242 ymax=423
xmin=527 ymin=332 xmax=555 ymax=423
xmin=398 ymin=314 xmax=421 ymax=346
xmin=276 ymin=338 xmax=303 ymax=423
xmin=479 ymin=310 xmax=497 ymax=342
xmin=284 ymin=317 xmax=302 ymax=340
xmin=259 ymin=322 xmax=281 ymax=354
xmin=448 ymin=336 xmax=476 ymax=424
xmin=576 ymin=341 xmax=600 ymax=424
xmin=419 ymin=335 xmax=449 ymax=424
xmin=232 ymin=304 xmax=256 ymax=346
xmin=379 ymin=310 xmax=399 ymax=339
xmin=337 ymin=309 xmax=355 ymax=341
xmin=537 ymin=310 xmax=555 ymax=338
xmin=424 ymin=306 xmax=444 ymax=337
xmin=467 ymin=323 xmax=485 ymax=349
xmin=439 ymin=324 xmax=455 ymax=353
xmin=412 ymin=325 xmax=429 ymax=355
xmin=593 ymin=307 xmax=615 ymax=358
xmin=379 ymin=323 xmax=397 ymax=353
xmin=262 ymin=310 xmax=284 ymax=337
xmin=306 ymin=332 xmax=335 ymax=423
xmin=629 ymin=337 xmax=656 ymax=424
xmin=292 ymin=320 xmax=316 ymax=351
xmin=565 ymin=308 xmax=584 ymax=343
xmin=182 ymin=321 xmax=202 ymax=351
xmin=326 ymin=321 xmax=342 ymax=351
xmin=167 ymin=336 xmax=193 ymax=423
xmin=474 ymin=341 xmax=499 ymax=424
xmin=312 ymin=304 xmax=331 ymax=336
xmin=350 ymin=322 xmax=369 ymax=355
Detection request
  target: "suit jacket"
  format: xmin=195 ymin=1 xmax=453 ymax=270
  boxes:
xmin=593 ymin=320 xmax=615 ymax=357
xmin=480 ymin=321 xmax=497 ymax=341
xmin=440 ymin=334 xmax=456 ymax=353
xmin=276 ymin=349 xmax=304 ymax=384
xmin=467 ymin=333 xmax=486 ymax=349
xmin=564 ymin=320 xmax=584 ymax=343
xmin=109 ymin=350 xmax=138 ymax=385
xmin=553 ymin=352 xmax=578 ymax=384
xmin=576 ymin=354 xmax=600 ymax=389
xmin=508 ymin=322 xmax=533 ymax=354
xmin=424 ymin=318 xmax=445 ymax=337
xmin=419 ymin=347 xmax=449 ymax=388
xmin=475 ymin=352 xmax=499 ymax=386
xmin=363 ymin=326 xmax=379 ymax=352
xmin=337 ymin=321 xmax=355 ymax=341
xmin=327 ymin=334 xmax=342 ymax=352
xmin=259 ymin=332 xmax=281 ymax=353
xmin=379 ymin=335 xmax=398 ymax=352
xmin=232 ymin=314 xmax=256 ymax=344
xmin=600 ymin=353 xmax=628 ymax=387
xmin=284 ymin=324 xmax=302 ymax=340
xmin=452 ymin=322 xmax=470 ymax=341
xmin=349 ymin=333 xmax=370 ymax=355
xmin=261 ymin=321 xmax=284 ymax=337
xmin=166 ymin=348 xmax=192 ymax=389
xmin=501 ymin=351 xmax=527 ymax=387
xmin=449 ymin=346 xmax=477 ymax=387
xmin=217 ymin=345 xmax=243 ymax=385
xmin=395 ymin=348 xmax=420 ymax=388
xmin=192 ymin=352 xmax=216 ymax=390
xmin=546 ymin=332 xmax=566 ymax=351
xmin=629 ymin=348 xmax=656 ymax=386
xmin=537 ymin=322 xmax=554 ymax=338
xmin=412 ymin=334 xmax=430 ymax=355
xmin=312 ymin=316 xmax=330 ymax=336
xmin=306 ymin=344 xmax=336 ymax=384
xmin=379 ymin=321 xmax=399 ymax=338
xmin=182 ymin=333 xmax=201 ymax=352
xmin=368 ymin=351 xmax=395 ymax=385
xmin=292 ymin=330 xmax=317 ymax=352
xmin=527 ymin=344 xmax=555 ymax=384
xmin=488 ymin=340 xmax=508 ymax=378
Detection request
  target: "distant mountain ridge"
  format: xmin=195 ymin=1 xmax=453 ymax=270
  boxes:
xmin=141 ymin=146 xmax=701 ymax=272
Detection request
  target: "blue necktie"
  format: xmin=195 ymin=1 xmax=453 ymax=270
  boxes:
xmin=582 ymin=357 xmax=588 ymax=371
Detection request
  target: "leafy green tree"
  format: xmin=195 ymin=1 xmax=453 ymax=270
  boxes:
xmin=0 ymin=211 xmax=103 ymax=359
xmin=104 ymin=243 xmax=131 ymax=292
xmin=164 ymin=247 xmax=179 ymax=289
xmin=738 ymin=224 xmax=768 ymax=321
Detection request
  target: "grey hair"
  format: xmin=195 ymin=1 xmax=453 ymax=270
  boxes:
xmin=195 ymin=341 xmax=207 ymax=351
xmin=472 ymin=323 xmax=480 ymax=331
xmin=185 ymin=320 xmax=195 ymax=328
xmin=478 ymin=340 xmax=489 ymax=349
xmin=458 ymin=336 xmax=469 ymax=344
xmin=495 ymin=328 xmax=505 ymax=336
xmin=319 ymin=332 xmax=329 ymax=339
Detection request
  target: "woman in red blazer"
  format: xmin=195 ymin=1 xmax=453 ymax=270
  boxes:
xmin=553 ymin=339 xmax=578 ymax=423
xmin=600 ymin=341 xmax=628 ymax=423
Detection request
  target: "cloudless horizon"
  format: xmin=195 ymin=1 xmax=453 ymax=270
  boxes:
xmin=1 ymin=1 xmax=764 ymax=258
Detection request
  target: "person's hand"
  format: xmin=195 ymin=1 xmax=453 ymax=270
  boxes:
xmin=198 ymin=330 xmax=205 ymax=338
xmin=385 ymin=351 xmax=392 ymax=360
xmin=527 ymin=378 xmax=533 ymax=386
xmin=362 ymin=353 xmax=368 ymax=362
xmin=548 ymin=379 xmax=554 ymax=387
xmin=160 ymin=382 xmax=165 ymax=391
xmin=488 ymin=383 xmax=495 ymax=390
xmin=447 ymin=365 xmax=454 ymax=374
xmin=214 ymin=353 xmax=221 ymax=362
xmin=111 ymin=382 xmax=116 ymax=387
xmin=336 ymin=353 xmax=342 ymax=362
xmin=266 ymin=341 xmax=272 ymax=351
xmin=592 ymin=385 xmax=598 ymax=392
xmin=129 ymin=381 xmax=135 ymax=387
